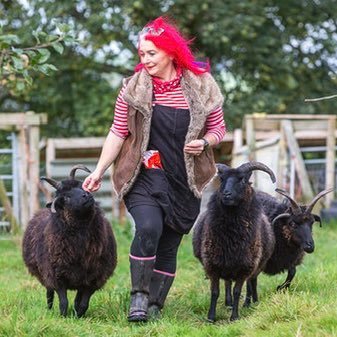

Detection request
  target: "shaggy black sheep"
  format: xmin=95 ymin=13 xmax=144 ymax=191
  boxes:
xmin=22 ymin=165 xmax=117 ymax=317
xmin=193 ymin=162 xmax=276 ymax=322
xmin=257 ymin=187 xmax=334 ymax=290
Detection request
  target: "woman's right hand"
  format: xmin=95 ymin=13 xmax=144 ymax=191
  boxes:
xmin=82 ymin=171 xmax=103 ymax=192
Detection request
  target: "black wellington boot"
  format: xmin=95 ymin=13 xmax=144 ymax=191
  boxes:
xmin=128 ymin=256 xmax=155 ymax=323
xmin=148 ymin=271 xmax=175 ymax=319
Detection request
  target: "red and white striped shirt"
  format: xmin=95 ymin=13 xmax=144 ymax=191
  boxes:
xmin=110 ymin=83 xmax=226 ymax=143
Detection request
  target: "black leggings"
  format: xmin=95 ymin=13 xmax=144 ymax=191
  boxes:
xmin=129 ymin=205 xmax=183 ymax=274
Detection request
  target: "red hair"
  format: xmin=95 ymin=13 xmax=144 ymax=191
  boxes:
xmin=135 ymin=17 xmax=209 ymax=75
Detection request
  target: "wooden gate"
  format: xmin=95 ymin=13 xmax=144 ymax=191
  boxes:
xmin=0 ymin=112 xmax=47 ymax=229
xmin=232 ymin=114 xmax=336 ymax=207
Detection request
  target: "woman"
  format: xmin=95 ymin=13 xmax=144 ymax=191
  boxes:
xmin=82 ymin=16 xmax=225 ymax=322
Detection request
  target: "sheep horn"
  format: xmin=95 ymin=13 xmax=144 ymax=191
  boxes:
xmin=305 ymin=188 xmax=335 ymax=214
xmin=50 ymin=198 xmax=58 ymax=213
xmin=216 ymin=163 xmax=230 ymax=175
xmin=275 ymin=188 xmax=302 ymax=215
xmin=69 ymin=165 xmax=92 ymax=180
xmin=272 ymin=213 xmax=291 ymax=226
xmin=237 ymin=161 xmax=276 ymax=183
xmin=40 ymin=177 xmax=59 ymax=190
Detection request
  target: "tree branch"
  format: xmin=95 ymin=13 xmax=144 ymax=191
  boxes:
xmin=305 ymin=94 xmax=337 ymax=102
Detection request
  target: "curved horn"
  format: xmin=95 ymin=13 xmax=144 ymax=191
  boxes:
xmin=237 ymin=161 xmax=276 ymax=183
xmin=50 ymin=198 xmax=58 ymax=213
xmin=306 ymin=188 xmax=335 ymax=214
xmin=69 ymin=165 xmax=92 ymax=180
xmin=272 ymin=213 xmax=291 ymax=226
xmin=275 ymin=188 xmax=302 ymax=215
xmin=40 ymin=176 xmax=59 ymax=190
xmin=216 ymin=163 xmax=230 ymax=175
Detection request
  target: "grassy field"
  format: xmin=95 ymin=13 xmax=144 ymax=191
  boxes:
xmin=1 ymin=219 xmax=337 ymax=337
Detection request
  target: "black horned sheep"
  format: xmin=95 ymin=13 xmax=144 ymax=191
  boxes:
xmin=257 ymin=187 xmax=334 ymax=290
xmin=193 ymin=162 xmax=276 ymax=322
xmin=22 ymin=165 xmax=117 ymax=317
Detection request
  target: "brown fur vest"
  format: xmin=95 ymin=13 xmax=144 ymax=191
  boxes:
xmin=112 ymin=68 xmax=224 ymax=199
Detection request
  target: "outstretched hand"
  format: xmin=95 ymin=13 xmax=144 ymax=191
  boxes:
xmin=82 ymin=172 xmax=103 ymax=192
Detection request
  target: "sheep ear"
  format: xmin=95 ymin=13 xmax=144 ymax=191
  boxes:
xmin=50 ymin=197 xmax=64 ymax=213
xmin=216 ymin=163 xmax=230 ymax=175
xmin=313 ymin=214 xmax=322 ymax=227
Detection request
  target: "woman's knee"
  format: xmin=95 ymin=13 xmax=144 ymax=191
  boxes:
xmin=134 ymin=225 xmax=160 ymax=253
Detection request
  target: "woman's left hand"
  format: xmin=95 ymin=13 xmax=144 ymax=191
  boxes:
xmin=184 ymin=139 xmax=205 ymax=156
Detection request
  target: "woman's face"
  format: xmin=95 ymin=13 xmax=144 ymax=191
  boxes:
xmin=138 ymin=39 xmax=174 ymax=80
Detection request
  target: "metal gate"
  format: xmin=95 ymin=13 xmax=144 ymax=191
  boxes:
xmin=0 ymin=132 xmax=19 ymax=230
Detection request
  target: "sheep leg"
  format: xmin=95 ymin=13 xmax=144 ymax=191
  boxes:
xmin=207 ymin=276 xmax=220 ymax=323
xmin=46 ymin=288 xmax=54 ymax=309
xmin=250 ymin=277 xmax=258 ymax=303
xmin=230 ymin=279 xmax=244 ymax=321
xmin=225 ymin=280 xmax=233 ymax=307
xmin=56 ymin=288 xmax=68 ymax=317
xmin=243 ymin=280 xmax=252 ymax=307
xmin=74 ymin=288 xmax=94 ymax=318
xmin=74 ymin=290 xmax=83 ymax=311
xmin=277 ymin=267 xmax=296 ymax=291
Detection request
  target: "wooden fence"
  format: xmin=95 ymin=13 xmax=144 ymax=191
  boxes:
xmin=232 ymin=114 xmax=336 ymax=206
xmin=0 ymin=111 xmax=47 ymax=229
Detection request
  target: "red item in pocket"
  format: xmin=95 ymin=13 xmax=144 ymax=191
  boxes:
xmin=143 ymin=150 xmax=163 ymax=169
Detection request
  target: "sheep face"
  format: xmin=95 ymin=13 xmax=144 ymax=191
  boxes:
xmin=216 ymin=162 xmax=275 ymax=207
xmin=282 ymin=213 xmax=315 ymax=253
xmin=49 ymin=186 xmax=94 ymax=216
xmin=274 ymin=188 xmax=335 ymax=254
xmin=218 ymin=172 xmax=252 ymax=206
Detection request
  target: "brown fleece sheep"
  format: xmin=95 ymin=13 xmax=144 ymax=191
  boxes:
xmin=257 ymin=187 xmax=334 ymax=290
xmin=22 ymin=165 xmax=117 ymax=317
xmin=193 ymin=162 xmax=276 ymax=322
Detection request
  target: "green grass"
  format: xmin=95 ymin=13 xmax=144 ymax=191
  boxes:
xmin=1 ymin=220 xmax=337 ymax=337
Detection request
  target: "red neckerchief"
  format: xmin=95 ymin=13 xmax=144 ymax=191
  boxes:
xmin=152 ymin=68 xmax=182 ymax=94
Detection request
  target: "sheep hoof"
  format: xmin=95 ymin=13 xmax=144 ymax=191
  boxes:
xmin=128 ymin=313 xmax=148 ymax=323
xmin=148 ymin=305 xmax=161 ymax=320
xmin=277 ymin=284 xmax=290 ymax=291
xmin=230 ymin=312 xmax=240 ymax=321
xmin=206 ymin=317 xmax=215 ymax=324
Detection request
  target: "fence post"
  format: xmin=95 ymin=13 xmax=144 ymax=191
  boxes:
xmin=0 ymin=178 xmax=20 ymax=234
xmin=18 ymin=128 xmax=30 ymax=228
xmin=325 ymin=116 xmax=336 ymax=207
xmin=281 ymin=120 xmax=314 ymax=202
xmin=29 ymin=124 xmax=40 ymax=217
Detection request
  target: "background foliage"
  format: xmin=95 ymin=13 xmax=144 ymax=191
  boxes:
xmin=1 ymin=0 xmax=337 ymax=136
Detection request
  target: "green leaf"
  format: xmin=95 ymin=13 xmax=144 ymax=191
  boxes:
xmin=11 ymin=47 xmax=24 ymax=55
xmin=57 ymin=23 xmax=72 ymax=33
xmin=46 ymin=34 xmax=60 ymax=43
xmin=22 ymin=70 xmax=33 ymax=86
xmin=52 ymin=42 xmax=64 ymax=54
xmin=10 ymin=56 xmax=24 ymax=70
xmin=16 ymin=81 xmax=25 ymax=91
xmin=25 ymin=50 xmax=37 ymax=58
xmin=37 ymin=63 xmax=58 ymax=75
xmin=32 ymin=30 xmax=40 ymax=44
xmin=0 ymin=34 xmax=20 ymax=44
xmin=37 ymin=49 xmax=51 ymax=64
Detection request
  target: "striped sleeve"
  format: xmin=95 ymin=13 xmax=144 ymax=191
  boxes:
xmin=110 ymin=84 xmax=129 ymax=139
xmin=205 ymin=106 xmax=226 ymax=144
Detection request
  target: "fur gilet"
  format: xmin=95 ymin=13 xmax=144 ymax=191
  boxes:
xmin=112 ymin=69 xmax=224 ymax=199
